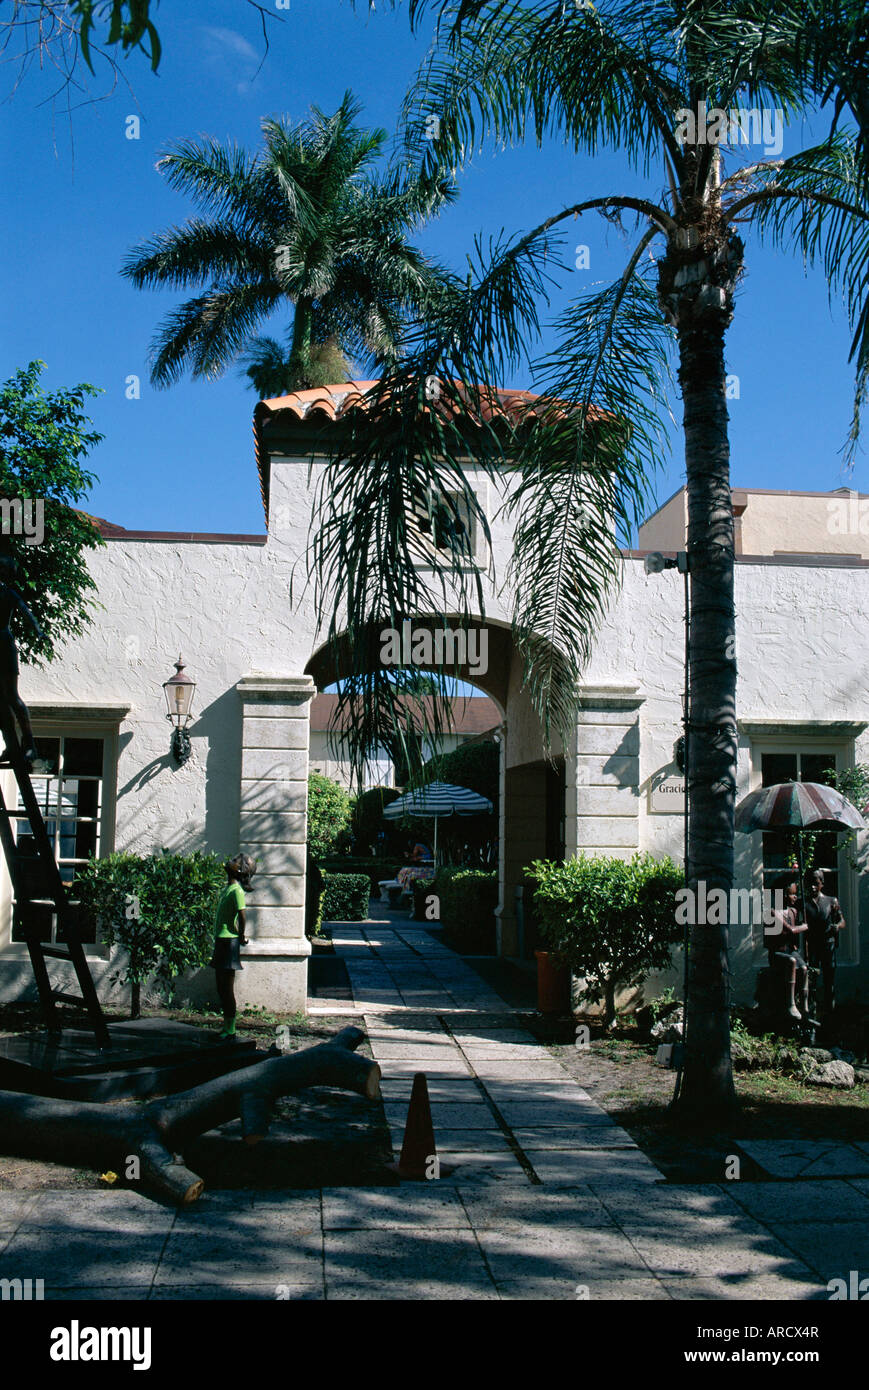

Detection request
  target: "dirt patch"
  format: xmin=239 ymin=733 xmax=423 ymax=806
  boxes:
xmin=522 ymin=1017 xmax=869 ymax=1183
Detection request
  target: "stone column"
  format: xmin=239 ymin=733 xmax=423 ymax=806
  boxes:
xmin=571 ymin=685 xmax=644 ymax=859
xmin=235 ymin=675 xmax=316 ymax=1013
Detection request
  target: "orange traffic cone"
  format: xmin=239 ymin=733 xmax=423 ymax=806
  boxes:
xmin=397 ymin=1072 xmax=438 ymax=1181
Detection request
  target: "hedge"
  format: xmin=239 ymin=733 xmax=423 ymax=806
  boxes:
xmin=430 ymin=867 xmax=497 ymax=949
xmin=320 ymin=873 xmax=371 ymax=922
xmin=319 ymin=857 xmax=401 ymax=896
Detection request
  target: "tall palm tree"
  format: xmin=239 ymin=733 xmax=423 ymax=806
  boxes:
xmin=312 ymin=1 xmax=869 ymax=1120
xmin=121 ymin=91 xmax=454 ymax=393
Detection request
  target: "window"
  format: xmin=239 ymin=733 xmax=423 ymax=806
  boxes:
xmin=411 ymin=487 xmax=477 ymax=563
xmin=11 ymin=734 xmax=107 ymax=945
xmin=758 ymin=751 xmax=840 ymax=899
xmin=751 ymin=743 xmax=856 ymax=961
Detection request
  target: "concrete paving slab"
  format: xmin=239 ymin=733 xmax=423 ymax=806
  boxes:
xmin=460 ymin=1045 xmax=555 ymax=1061
xmin=593 ymin=1183 xmax=745 ymax=1225
xmin=150 ymin=1284 xmax=323 ymax=1300
xmin=379 ymin=1059 xmax=473 ymax=1077
xmin=450 ymin=1028 xmax=538 ymax=1044
xmin=483 ymin=1081 xmax=596 ymax=1105
xmin=476 ymin=1226 xmax=649 ymax=1281
xmin=728 ymin=1179 xmax=869 ymax=1225
xmin=378 ymin=1078 xmax=482 ymax=1102
xmin=154 ymin=1229 xmax=323 ymax=1286
xmin=663 ymin=1272 xmax=826 ymax=1301
xmin=323 ymin=1228 xmax=496 ymax=1298
xmin=471 ymin=1062 xmax=571 ymax=1081
xmin=425 ymin=1152 xmax=530 ymax=1183
xmin=0 ymin=1193 xmax=38 ymax=1230
xmin=322 ymin=1187 xmax=471 ymax=1229
xmin=514 ymin=1126 xmax=637 ymax=1149
xmin=626 ymin=1219 xmax=811 ymax=1278
xmin=384 ymin=1101 xmax=497 ymax=1129
xmin=0 ymin=1229 xmax=166 ymax=1288
xmin=736 ymin=1140 xmax=869 ymax=1179
xmin=532 ymin=1150 xmax=662 ymax=1186
xmin=497 ymin=1276 xmax=671 ymax=1300
xmin=493 ymin=1103 xmax=617 ymax=1128
xmin=369 ymin=1044 xmax=465 ymax=1060
xmin=459 ymin=1185 xmax=617 ymax=1230
xmin=21 ymin=1192 xmax=177 ymax=1233
xmin=766 ymin=1220 xmax=869 ymax=1281
xmin=42 ymin=1285 xmax=155 ymax=1301
xmin=429 ymin=1131 xmax=513 ymax=1153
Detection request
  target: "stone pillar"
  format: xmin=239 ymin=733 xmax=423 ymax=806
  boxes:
xmin=572 ymin=686 xmax=644 ymax=859
xmin=235 ymin=675 xmax=316 ymax=1013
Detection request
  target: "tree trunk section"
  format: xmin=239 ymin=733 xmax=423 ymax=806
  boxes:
xmin=659 ymin=212 xmax=743 ymax=1123
xmin=0 ymin=1026 xmax=381 ymax=1204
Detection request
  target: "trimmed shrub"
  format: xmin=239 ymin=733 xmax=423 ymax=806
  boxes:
xmin=320 ymin=856 xmax=401 ymax=896
xmin=307 ymin=773 xmax=353 ymax=858
xmin=434 ymin=867 xmax=497 ymax=950
xmin=527 ymin=852 xmax=685 ymax=1029
xmin=321 ymin=873 xmax=371 ymax=922
xmin=74 ymin=850 xmax=226 ymax=1017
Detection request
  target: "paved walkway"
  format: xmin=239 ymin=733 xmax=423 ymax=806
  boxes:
xmin=1 ymin=916 xmax=866 ymax=1299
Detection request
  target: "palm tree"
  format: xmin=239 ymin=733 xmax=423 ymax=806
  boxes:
xmin=311 ymin=1 xmax=869 ymax=1120
xmin=121 ymin=90 xmax=454 ymax=393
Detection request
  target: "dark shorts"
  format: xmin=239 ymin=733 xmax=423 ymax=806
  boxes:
xmin=210 ymin=936 xmax=243 ymax=971
xmin=772 ymin=949 xmax=806 ymax=970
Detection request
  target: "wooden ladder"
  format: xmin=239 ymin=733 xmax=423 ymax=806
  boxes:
xmin=0 ymin=710 xmax=110 ymax=1048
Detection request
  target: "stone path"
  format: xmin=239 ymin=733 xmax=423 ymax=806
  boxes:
xmin=1 ymin=916 xmax=866 ymax=1299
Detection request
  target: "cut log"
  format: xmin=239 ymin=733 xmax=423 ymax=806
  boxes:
xmin=0 ymin=1025 xmax=381 ymax=1205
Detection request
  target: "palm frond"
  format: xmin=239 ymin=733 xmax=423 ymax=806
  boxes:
xmin=504 ymin=235 xmax=674 ymax=747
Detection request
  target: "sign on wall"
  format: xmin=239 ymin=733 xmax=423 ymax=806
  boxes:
xmin=649 ymin=775 xmax=686 ymax=814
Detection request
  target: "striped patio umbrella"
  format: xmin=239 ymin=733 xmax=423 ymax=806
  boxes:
xmin=383 ymin=781 xmax=494 ymax=864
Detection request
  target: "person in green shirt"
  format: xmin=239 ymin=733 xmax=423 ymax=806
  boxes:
xmin=209 ymin=853 xmax=256 ymax=1040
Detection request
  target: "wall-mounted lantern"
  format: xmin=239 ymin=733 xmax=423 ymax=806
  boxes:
xmin=163 ymin=655 xmax=196 ymax=765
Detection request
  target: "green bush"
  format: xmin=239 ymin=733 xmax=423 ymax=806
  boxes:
xmin=351 ymin=786 xmax=402 ymax=852
xmin=527 ymin=852 xmax=684 ymax=1029
xmin=321 ymin=873 xmax=371 ymax=922
xmin=307 ymin=773 xmax=353 ymax=858
xmin=433 ymin=867 xmax=497 ymax=949
xmin=320 ymin=856 xmax=401 ymax=896
xmin=75 ymin=850 xmax=226 ymax=1017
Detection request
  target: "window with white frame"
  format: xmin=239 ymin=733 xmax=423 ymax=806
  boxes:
xmin=10 ymin=733 xmax=110 ymax=946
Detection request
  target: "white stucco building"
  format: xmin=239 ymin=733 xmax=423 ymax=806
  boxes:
xmin=2 ymin=382 xmax=867 ymax=1013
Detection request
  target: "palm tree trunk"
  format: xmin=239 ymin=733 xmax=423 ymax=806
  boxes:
xmin=672 ymin=298 xmax=738 ymax=1120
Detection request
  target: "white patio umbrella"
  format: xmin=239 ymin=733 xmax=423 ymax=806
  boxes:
xmin=383 ymin=780 xmax=493 ymax=865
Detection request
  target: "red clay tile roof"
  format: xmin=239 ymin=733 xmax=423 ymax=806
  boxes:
xmin=251 ymin=379 xmax=598 ymax=528
xmin=310 ymin=691 xmax=500 ymax=736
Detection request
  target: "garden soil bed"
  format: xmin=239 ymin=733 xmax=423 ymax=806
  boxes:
xmin=533 ymin=1020 xmax=869 ymax=1183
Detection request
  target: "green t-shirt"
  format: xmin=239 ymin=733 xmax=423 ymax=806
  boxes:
xmin=215 ymin=881 xmax=245 ymax=939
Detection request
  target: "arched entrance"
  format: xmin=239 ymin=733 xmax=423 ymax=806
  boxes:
xmin=305 ymin=618 xmax=571 ymax=960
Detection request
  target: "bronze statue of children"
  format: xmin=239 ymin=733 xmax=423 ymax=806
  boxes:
xmin=209 ymin=853 xmax=256 ymax=1041
xmin=767 ymin=880 xmax=810 ymax=1021
xmin=0 ymin=553 xmax=42 ymax=763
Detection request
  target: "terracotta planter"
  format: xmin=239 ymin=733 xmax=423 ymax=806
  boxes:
xmin=535 ymin=949 xmax=571 ymax=1014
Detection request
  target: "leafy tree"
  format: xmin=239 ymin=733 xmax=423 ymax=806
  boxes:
xmin=0 ymin=361 xmax=104 ymax=663
xmin=75 ymin=850 xmax=225 ymax=1017
xmin=528 ymin=853 xmax=685 ymax=1030
xmin=307 ymin=772 xmax=353 ymax=859
xmin=122 ymin=92 xmax=454 ymax=394
xmin=351 ymin=785 xmax=402 ymax=853
xmin=314 ymin=0 xmax=869 ymax=1120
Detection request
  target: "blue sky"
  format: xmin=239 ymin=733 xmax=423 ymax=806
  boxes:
xmin=1 ymin=0 xmax=864 ymax=537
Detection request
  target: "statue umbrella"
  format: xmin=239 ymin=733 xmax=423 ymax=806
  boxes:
xmin=383 ymin=780 xmax=493 ymax=867
xmin=734 ymin=781 xmax=866 ymax=922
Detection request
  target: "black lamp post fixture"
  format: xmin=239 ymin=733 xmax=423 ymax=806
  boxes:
xmin=163 ymin=655 xmax=196 ymax=765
